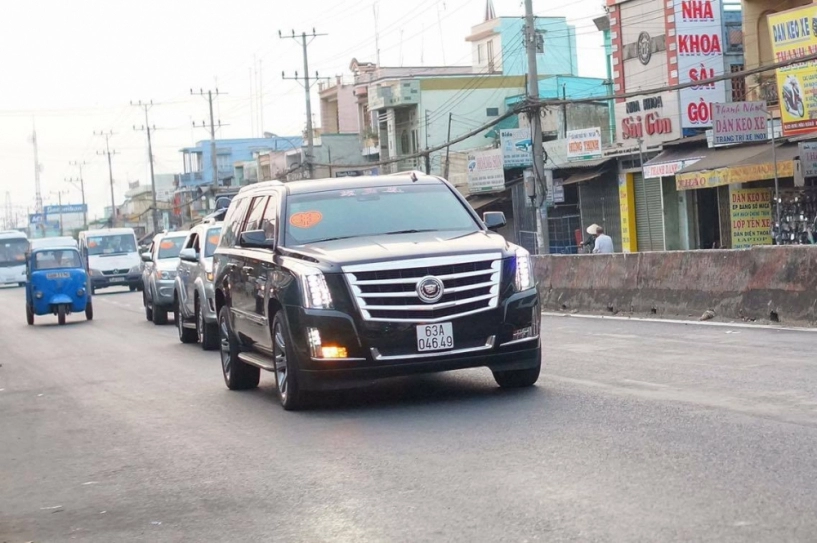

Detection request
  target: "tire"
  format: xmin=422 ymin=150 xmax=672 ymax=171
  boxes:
xmin=153 ymin=305 xmax=169 ymax=325
xmin=85 ymin=301 xmax=93 ymax=321
xmin=493 ymin=361 xmax=541 ymax=389
xmin=797 ymin=101 xmax=805 ymax=118
xmin=176 ymin=301 xmax=197 ymax=343
xmin=197 ymin=299 xmax=218 ymax=351
xmin=218 ymin=306 xmax=259 ymax=390
xmin=129 ymin=285 xmax=137 ymax=292
xmin=26 ymin=304 xmax=34 ymax=325
xmin=143 ymin=291 xmax=153 ymax=322
xmin=18 ymin=282 xmax=25 ymax=288
xmin=272 ymin=311 xmax=307 ymax=411
xmin=57 ymin=305 xmax=67 ymax=326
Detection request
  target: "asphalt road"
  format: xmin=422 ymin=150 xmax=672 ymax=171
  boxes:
xmin=2 ymin=286 xmax=817 ymax=543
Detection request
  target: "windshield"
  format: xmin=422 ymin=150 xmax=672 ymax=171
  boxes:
xmin=204 ymin=227 xmax=222 ymax=257
xmin=0 ymin=239 xmax=28 ymax=267
xmin=87 ymin=234 xmax=137 ymax=256
xmin=285 ymin=184 xmax=479 ymax=246
xmin=34 ymin=249 xmax=82 ymax=270
xmin=157 ymin=236 xmax=186 ymax=259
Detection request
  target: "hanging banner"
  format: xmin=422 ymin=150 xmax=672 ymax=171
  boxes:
xmin=729 ymin=187 xmax=773 ymax=248
xmin=712 ymin=101 xmax=769 ymax=145
xmin=768 ymin=4 xmax=817 ymax=137
xmin=466 ymin=148 xmax=505 ymax=194
xmin=499 ymin=128 xmax=533 ymax=168
xmin=674 ymin=0 xmax=727 ymax=129
xmin=618 ymin=173 xmax=637 ymax=252
xmin=677 ymin=160 xmax=795 ymax=190
xmin=566 ymin=128 xmax=602 ymax=160
xmin=800 ymin=142 xmax=817 ymax=178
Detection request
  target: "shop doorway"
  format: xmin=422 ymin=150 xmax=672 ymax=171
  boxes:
xmin=696 ymin=188 xmax=721 ymax=249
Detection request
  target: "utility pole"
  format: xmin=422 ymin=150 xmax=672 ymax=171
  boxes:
xmin=191 ymin=88 xmax=224 ymax=196
xmin=49 ymin=190 xmax=68 ymax=236
xmin=281 ymin=29 xmax=328 ymax=179
xmin=94 ymin=131 xmax=117 ymax=228
xmin=30 ymin=125 xmax=44 ymax=236
xmin=67 ymin=160 xmax=88 ymax=229
xmin=3 ymin=192 xmax=12 ymax=230
xmin=444 ymin=112 xmax=453 ymax=179
xmin=132 ymin=100 xmax=160 ymax=235
xmin=525 ymin=0 xmax=549 ymax=254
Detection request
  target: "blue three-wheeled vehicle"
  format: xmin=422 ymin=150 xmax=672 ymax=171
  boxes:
xmin=25 ymin=246 xmax=93 ymax=326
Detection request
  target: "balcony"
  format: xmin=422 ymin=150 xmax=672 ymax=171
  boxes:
xmin=179 ymin=171 xmax=204 ymax=187
xmin=368 ymin=80 xmax=420 ymax=110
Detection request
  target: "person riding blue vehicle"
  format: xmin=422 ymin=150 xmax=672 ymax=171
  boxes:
xmin=25 ymin=246 xmax=93 ymax=326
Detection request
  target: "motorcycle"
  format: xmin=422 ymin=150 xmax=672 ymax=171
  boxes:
xmin=782 ymin=79 xmax=805 ymax=119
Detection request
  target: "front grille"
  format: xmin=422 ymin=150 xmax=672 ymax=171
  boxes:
xmin=102 ymin=269 xmax=129 ymax=276
xmin=343 ymin=253 xmax=502 ymax=323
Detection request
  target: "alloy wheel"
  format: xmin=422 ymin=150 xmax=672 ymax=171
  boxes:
xmin=219 ymin=315 xmax=232 ymax=378
xmin=273 ymin=319 xmax=288 ymax=400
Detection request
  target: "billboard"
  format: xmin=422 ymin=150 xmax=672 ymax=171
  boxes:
xmin=730 ymin=187 xmax=772 ymax=248
xmin=674 ymin=0 xmax=727 ymax=129
xmin=566 ymin=128 xmax=602 ymax=160
xmin=499 ymin=128 xmax=533 ymax=168
xmin=768 ymin=4 xmax=817 ymax=136
xmin=712 ymin=101 xmax=768 ymax=145
xmin=466 ymin=148 xmax=505 ymax=194
xmin=44 ymin=204 xmax=87 ymax=215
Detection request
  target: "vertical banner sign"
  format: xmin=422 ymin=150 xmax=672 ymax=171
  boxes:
xmin=499 ymin=128 xmax=533 ymax=168
xmin=712 ymin=101 xmax=769 ymax=145
xmin=467 ymin=148 xmax=505 ymax=193
xmin=618 ymin=173 xmax=638 ymax=252
xmin=800 ymin=142 xmax=817 ymax=178
xmin=674 ymin=0 xmax=726 ymax=129
xmin=730 ymin=187 xmax=773 ymax=248
xmin=768 ymin=4 xmax=817 ymax=136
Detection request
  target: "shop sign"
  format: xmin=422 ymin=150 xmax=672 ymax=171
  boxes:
xmin=675 ymin=0 xmax=727 ymax=129
xmin=800 ymin=142 xmax=817 ymax=177
xmin=768 ymin=4 xmax=817 ymax=137
xmin=615 ymin=92 xmax=681 ymax=148
xmin=44 ymin=204 xmax=88 ymax=215
xmin=676 ymin=160 xmax=795 ymax=190
xmin=499 ymin=128 xmax=533 ymax=168
xmin=712 ymin=102 xmax=769 ymax=145
xmin=643 ymin=158 xmax=701 ymax=179
xmin=618 ymin=173 xmax=637 ymax=253
xmin=729 ymin=187 xmax=773 ymax=248
xmin=566 ymin=127 xmax=602 ymax=160
xmin=467 ymin=148 xmax=505 ymax=193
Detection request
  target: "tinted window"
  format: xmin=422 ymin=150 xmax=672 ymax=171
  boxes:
xmin=220 ymin=197 xmax=250 ymax=248
xmin=243 ymin=196 xmax=268 ymax=232
xmin=34 ymin=249 xmax=81 ymax=270
xmin=157 ymin=236 xmax=186 ymax=259
xmin=86 ymin=234 xmax=137 ymax=256
xmin=0 ymin=239 xmax=28 ymax=266
xmin=284 ymin=184 xmax=478 ymax=246
xmin=204 ymin=227 xmax=222 ymax=257
xmin=261 ymin=193 xmax=278 ymax=240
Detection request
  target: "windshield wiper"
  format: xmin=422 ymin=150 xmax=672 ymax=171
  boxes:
xmin=309 ymin=235 xmax=361 ymax=243
xmin=382 ymin=229 xmax=438 ymax=236
xmin=99 ymin=251 xmax=130 ymax=256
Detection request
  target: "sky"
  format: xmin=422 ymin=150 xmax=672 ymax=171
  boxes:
xmin=0 ymin=0 xmax=608 ymax=223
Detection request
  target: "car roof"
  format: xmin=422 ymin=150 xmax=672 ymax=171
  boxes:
xmin=31 ymin=246 xmax=80 ymax=254
xmin=235 ymin=173 xmax=446 ymax=198
xmin=153 ymin=231 xmax=190 ymax=242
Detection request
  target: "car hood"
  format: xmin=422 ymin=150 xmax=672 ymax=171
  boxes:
xmin=156 ymin=258 xmax=180 ymax=272
xmin=89 ymin=253 xmax=140 ymax=271
xmin=281 ymin=230 xmax=514 ymax=272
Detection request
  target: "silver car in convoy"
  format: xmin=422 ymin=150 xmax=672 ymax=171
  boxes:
xmin=173 ymin=223 xmax=222 ymax=350
xmin=141 ymin=231 xmax=189 ymax=325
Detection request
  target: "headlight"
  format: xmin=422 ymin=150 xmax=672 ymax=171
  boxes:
xmin=156 ymin=270 xmax=177 ymax=280
xmin=89 ymin=268 xmax=102 ymax=277
xmin=129 ymin=265 xmax=140 ymax=274
xmin=301 ymin=269 xmax=333 ymax=309
xmin=514 ymin=247 xmax=534 ymax=291
xmin=205 ymin=272 xmax=214 ymax=282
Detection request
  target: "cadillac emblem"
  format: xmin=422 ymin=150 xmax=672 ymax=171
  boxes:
xmin=637 ymin=32 xmax=652 ymax=65
xmin=416 ymin=276 xmax=444 ymax=304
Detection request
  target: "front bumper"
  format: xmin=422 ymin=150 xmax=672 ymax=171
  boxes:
xmin=91 ymin=273 xmax=141 ymax=289
xmin=284 ymin=289 xmax=541 ymax=391
xmin=152 ymin=279 xmax=176 ymax=308
xmin=202 ymin=286 xmax=217 ymax=323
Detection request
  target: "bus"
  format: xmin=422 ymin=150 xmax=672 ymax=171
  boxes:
xmin=0 ymin=230 xmax=29 ymax=287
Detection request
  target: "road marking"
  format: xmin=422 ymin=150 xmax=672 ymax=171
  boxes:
xmin=542 ymin=312 xmax=817 ymax=333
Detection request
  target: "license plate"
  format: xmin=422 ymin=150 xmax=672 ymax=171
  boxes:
xmin=109 ymin=277 xmax=125 ymax=283
xmin=416 ymin=323 xmax=454 ymax=352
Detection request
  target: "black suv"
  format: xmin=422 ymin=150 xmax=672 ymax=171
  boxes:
xmin=213 ymin=173 xmax=541 ymax=410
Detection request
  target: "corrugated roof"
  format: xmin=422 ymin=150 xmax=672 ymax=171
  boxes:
xmin=643 ymin=145 xmax=707 ymax=167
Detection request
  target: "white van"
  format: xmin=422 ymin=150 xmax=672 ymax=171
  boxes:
xmin=78 ymin=228 xmax=142 ymax=292
xmin=0 ymin=230 xmax=28 ymax=287
xmin=29 ymin=236 xmax=78 ymax=251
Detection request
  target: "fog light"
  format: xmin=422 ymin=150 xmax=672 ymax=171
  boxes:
xmin=307 ymin=327 xmax=322 ymax=358
xmin=77 ymin=288 xmax=86 ymax=297
xmin=35 ymin=291 xmax=43 ymax=299
xmin=320 ymin=346 xmax=348 ymax=359
xmin=512 ymin=326 xmax=533 ymax=341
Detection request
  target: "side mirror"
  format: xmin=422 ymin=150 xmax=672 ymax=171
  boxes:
xmin=140 ymin=252 xmax=153 ymax=263
xmin=179 ymin=248 xmax=198 ymax=262
xmin=483 ymin=211 xmax=507 ymax=231
xmin=239 ymin=229 xmax=275 ymax=249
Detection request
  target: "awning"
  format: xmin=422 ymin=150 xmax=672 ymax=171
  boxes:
xmin=467 ymin=194 xmax=505 ymax=210
xmin=562 ymin=168 xmax=607 ymax=185
xmin=642 ymin=145 xmax=706 ymax=178
xmin=547 ymin=155 xmax=614 ymax=170
xmin=675 ymin=142 xmax=799 ymax=190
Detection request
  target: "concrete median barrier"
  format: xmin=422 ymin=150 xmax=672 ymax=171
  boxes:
xmin=534 ymin=246 xmax=817 ymax=326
